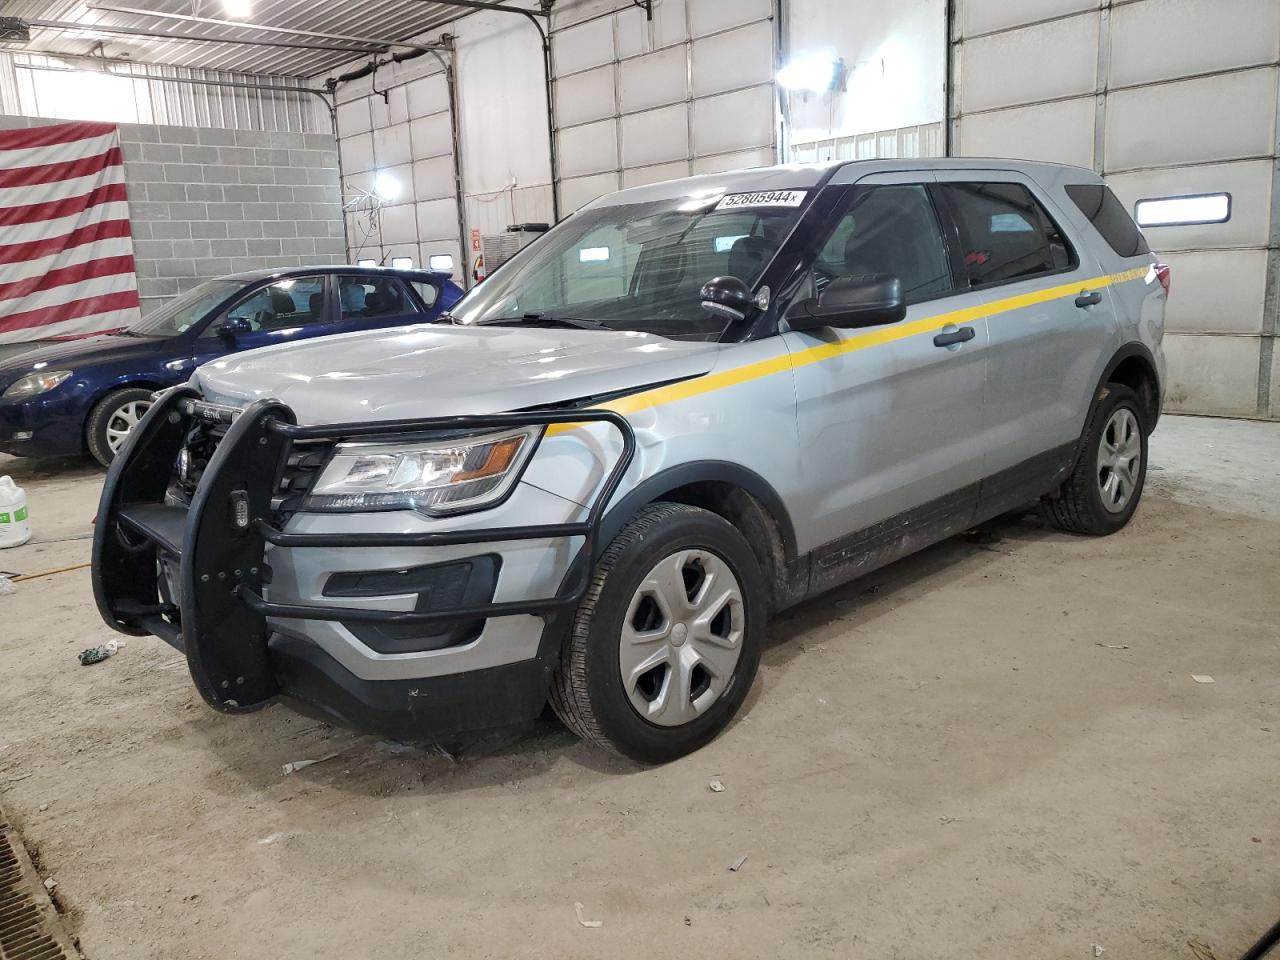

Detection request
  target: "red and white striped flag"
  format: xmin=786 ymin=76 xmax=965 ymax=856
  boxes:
xmin=0 ymin=121 xmax=141 ymax=345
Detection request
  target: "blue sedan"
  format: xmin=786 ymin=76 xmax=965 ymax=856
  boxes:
xmin=0 ymin=265 xmax=463 ymax=465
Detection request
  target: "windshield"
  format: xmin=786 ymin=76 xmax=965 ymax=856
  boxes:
xmin=128 ymin=280 xmax=242 ymax=337
xmin=450 ymin=192 xmax=809 ymax=340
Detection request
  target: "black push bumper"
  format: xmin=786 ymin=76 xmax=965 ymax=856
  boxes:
xmin=91 ymin=387 xmax=634 ymax=736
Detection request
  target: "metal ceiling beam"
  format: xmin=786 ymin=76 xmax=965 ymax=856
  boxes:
xmin=85 ymin=4 xmax=443 ymax=53
xmin=27 ymin=18 xmax=385 ymax=54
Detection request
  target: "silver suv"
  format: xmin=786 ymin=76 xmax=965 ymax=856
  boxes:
xmin=92 ymin=159 xmax=1167 ymax=763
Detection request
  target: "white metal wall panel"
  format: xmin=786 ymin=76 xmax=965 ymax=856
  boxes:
xmin=621 ymin=103 xmax=690 ymax=167
xmin=691 ymin=21 xmax=774 ymax=96
xmin=958 ymin=97 xmax=1095 ymax=167
xmin=952 ymin=0 xmax=1280 ymax=417
xmin=691 ymin=85 xmax=774 ymax=157
xmin=1159 ymin=250 xmax=1268 ymax=336
xmin=692 ymin=146 xmax=775 ymax=175
xmin=961 ymin=0 xmax=1099 ymax=37
xmin=556 ymin=65 xmax=617 ymax=127
xmin=1104 ymin=68 xmax=1278 ymax=173
xmin=687 ymin=0 xmax=771 ymax=37
xmin=552 ymin=0 xmax=776 ymax=213
xmin=369 ymin=86 xmax=410 ymax=129
xmin=372 ymin=124 xmax=414 ymax=169
xmin=622 ymin=160 xmax=692 ymax=188
xmin=618 ymin=46 xmax=688 ymax=113
xmin=957 ymin=15 xmax=1099 ymax=114
xmin=1109 ymin=0 xmax=1280 ymax=88
xmin=340 ymin=132 xmax=376 ymax=175
xmin=378 ymin=203 xmax=419 ymax=246
xmin=409 ymin=113 xmax=453 ymax=160
xmin=553 ymin=16 xmax=617 ymax=75
xmin=1162 ymin=335 xmax=1262 ymax=416
xmin=416 ymin=198 xmax=461 ymax=243
xmin=1106 ymin=160 xmax=1274 ymax=251
xmin=407 ymin=74 xmax=450 ymax=119
xmin=560 ymin=171 xmax=621 ymax=211
xmin=558 ymin=119 xmax=620 ymax=178
xmin=412 ymin=154 xmax=457 ymax=202
xmin=336 ymin=98 xmax=373 ymax=137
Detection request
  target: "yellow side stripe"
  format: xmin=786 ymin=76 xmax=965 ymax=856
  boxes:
xmin=545 ymin=266 xmax=1151 ymax=436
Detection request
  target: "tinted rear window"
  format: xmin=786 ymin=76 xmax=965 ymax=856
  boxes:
xmin=1065 ymin=183 xmax=1151 ymax=258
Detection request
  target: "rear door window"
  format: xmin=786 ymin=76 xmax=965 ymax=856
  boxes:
xmin=336 ymin=275 xmax=417 ymax=320
xmin=940 ymin=182 xmax=1076 ymax=288
xmin=1064 ymin=183 xmax=1151 ymax=258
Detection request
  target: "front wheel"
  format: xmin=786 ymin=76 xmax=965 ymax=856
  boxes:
xmin=550 ymin=502 xmax=766 ymax=764
xmin=86 ymin=388 xmax=154 ymax=467
xmin=1044 ymin=383 xmax=1148 ymax=535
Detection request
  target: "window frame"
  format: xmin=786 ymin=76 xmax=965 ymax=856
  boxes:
xmin=932 ymin=179 xmax=1081 ymax=293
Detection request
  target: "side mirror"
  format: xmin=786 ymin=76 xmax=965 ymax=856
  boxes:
xmin=700 ymin=275 xmax=754 ymax=323
xmin=787 ymin=274 xmax=906 ymax=332
xmin=215 ymin=316 xmax=252 ymax=339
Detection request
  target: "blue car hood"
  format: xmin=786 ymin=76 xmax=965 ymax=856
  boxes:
xmin=0 ymin=334 xmax=168 ymax=385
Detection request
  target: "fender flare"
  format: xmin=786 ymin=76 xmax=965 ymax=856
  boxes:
xmin=599 ymin=460 xmax=799 ymax=561
xmin=1098 ymin=341 xmax=1162 ymax=427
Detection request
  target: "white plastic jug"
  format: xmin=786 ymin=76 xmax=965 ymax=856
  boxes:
xmin=0 ymin=476 xmax=31 ymax=549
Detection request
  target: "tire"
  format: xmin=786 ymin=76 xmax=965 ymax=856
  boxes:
xmin=1043 ymin=383 xmax=1148 ymax=535
xmin=86 ymin=388 xmax=154 ymax=467
xmin=550 ymin=502 xmax=766 ymax=764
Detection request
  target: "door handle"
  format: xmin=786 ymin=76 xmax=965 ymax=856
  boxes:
xmin=933 ymin=326 xmax=976 ymax=348
xmin=1075 ymin=290 xmax=1103 ymax=308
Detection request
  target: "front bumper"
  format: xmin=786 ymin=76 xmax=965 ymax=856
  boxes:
xmin=91 ymin=387 xmax=634 ymax=739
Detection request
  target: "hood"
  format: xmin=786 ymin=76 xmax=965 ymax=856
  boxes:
xmin=192 ymin=324 xmax=723 ymax=423
xmin=0 ymin=333 xmax=162 ymax=382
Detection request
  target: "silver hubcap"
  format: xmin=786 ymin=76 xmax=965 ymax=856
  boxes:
xmin=619 ymin=549 xmax=745 ymax=727
xmin=1097 ymin=406 xmax=1141 ymax=513
xmin=105 ymin=400 xmax=151 ymax=454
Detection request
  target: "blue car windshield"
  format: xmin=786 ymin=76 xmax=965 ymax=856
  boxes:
xmin=127 ymin=280 xmax=242 ymax=337
xmin=450 ymin=192 xmax=808 ymax=341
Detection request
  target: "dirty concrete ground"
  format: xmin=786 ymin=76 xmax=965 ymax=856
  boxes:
xmin=0 ymin=415 xmax=1276 ymax=960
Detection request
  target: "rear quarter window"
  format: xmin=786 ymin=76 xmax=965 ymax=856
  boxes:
xmin=1064 ymin=183 xmax=1151 ymax=258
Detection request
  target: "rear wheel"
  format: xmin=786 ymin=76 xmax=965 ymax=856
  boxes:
xmin=1044 ymin=383 xmax=1147 ymax=535
xmin=86 ymin=388 xmax=154 ymax=467
xmin=550 ymin=502 xmax=765 ymax=764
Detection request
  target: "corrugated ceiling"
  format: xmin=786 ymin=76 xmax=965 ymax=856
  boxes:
xmin=0 ymin=0 xmax=477 ymax=78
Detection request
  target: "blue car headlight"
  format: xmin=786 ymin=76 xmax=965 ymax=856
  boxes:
xmin=2 ymin=370 xmax=72 ymax=401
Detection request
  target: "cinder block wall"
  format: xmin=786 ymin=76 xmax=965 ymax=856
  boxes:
xmin=0 ymin=116 xmax=348 ymax=318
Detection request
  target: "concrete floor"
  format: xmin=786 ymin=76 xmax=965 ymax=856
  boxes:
xmin=0 ymin=415 xmax=1277 ymax=960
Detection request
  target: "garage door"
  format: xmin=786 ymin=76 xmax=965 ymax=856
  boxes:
xmin=334 ymin=67 xmax=465 ymax=282
xmin=550 ymin=0 xmax=779 ymax=214
xmin=950 ymin=0 xmax=1280 ymax=418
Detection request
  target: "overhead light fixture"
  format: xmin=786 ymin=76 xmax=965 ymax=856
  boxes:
xmin=374 ymin=171 xmax=402 ymax=202
xmin=777 ymin=54 xmax=842 ymax=93
xmin=222 ymin=0 xmax=252 ymax=18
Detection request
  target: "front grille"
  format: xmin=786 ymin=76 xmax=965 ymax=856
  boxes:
xmin=164 ymin=412 xmax=331 ymax=520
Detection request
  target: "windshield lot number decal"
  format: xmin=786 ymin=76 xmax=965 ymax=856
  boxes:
xmin=715 ymin=190 xmax=807 ymax=210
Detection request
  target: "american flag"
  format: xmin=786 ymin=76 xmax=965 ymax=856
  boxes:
xmin=0 ymin=121 xmax=142 ymax=345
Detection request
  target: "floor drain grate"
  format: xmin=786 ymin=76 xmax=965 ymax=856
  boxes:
xmin=0 ymin=808 xmax=78 ymax=960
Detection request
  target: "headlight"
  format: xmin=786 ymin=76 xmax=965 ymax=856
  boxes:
xmin=306 ymin=426 xmax=542 ymax=515
xmin=2 ymin=370 xmax=73 ymax=401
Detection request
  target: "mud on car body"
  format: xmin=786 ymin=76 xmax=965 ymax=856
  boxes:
xmin=92 ymin=159 xmax=1167 ymax=763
